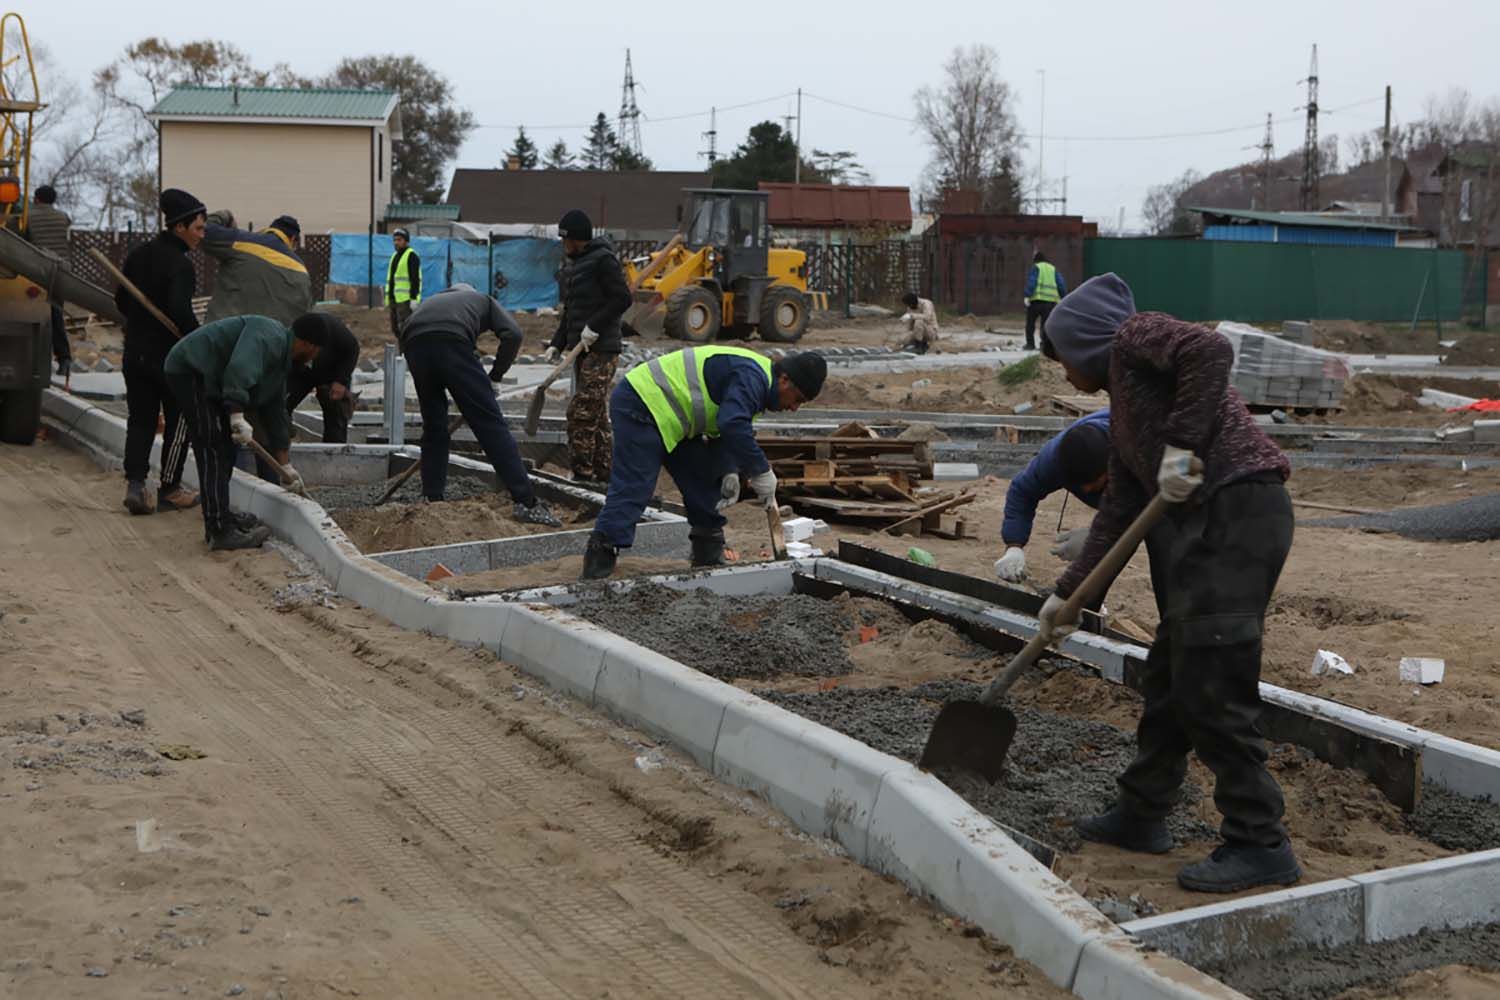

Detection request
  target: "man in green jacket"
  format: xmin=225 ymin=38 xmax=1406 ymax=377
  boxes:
xmin=202 ymin=211 xmax=314 ymax=326
xmin=164 ymin=315 xmax=325 ymax=550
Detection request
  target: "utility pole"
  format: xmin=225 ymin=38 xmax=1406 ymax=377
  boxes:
xmin=1381 ymin=84 xmax=1393 ymax=219
xmin=1299 ymin=44 xmax=1320 ymax=211
xmin=1258 ymin=113 xmax=1274 ymax=210
xmin=701 ymin=106 xmax=718 ymax=165
xmin=1036 ymin=69 xmax=1046 ymax=210
xmin=617 ymin=49 xmax=644 ymax=161
xmin=794 ymin=87 xmax=803 ymax=185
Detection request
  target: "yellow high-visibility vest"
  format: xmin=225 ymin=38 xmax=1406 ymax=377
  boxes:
xmin=626 ymin=346 xmax=772 ymax=452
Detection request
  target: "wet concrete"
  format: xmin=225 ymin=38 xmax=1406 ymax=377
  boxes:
xmin=569 ymin=583 xmax=855 ymax=682
xmin=1408 ymin=783 xmax=1500 ymax=853
xmin=1209 ymin=922 xmax=1500 ymax=1000
xmin=757 ymin=679 xmax=1216 ymax=852
xmin=310 ymin=475 xmax=500 ymax=510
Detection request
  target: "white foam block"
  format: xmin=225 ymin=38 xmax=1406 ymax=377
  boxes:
xmin=1311 ymin=649 xmax=1354 ymax=676
xmin=1399 ymin=657 xmax=1445 ymax=685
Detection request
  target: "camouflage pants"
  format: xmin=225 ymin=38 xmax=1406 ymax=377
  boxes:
xmin=389 ymin=301 xmax=413 ymax=345
xmin=567 ymin=351 xmax=618 ymax=482
xmin=1117 ymin=475 xmax=1294 ymax=848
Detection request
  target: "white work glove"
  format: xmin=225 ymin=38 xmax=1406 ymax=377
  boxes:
xmin=228 ymin=413 xmax=253 ymax=445
xmin=1038 ymin=593 xmax=1079 ymax=640
xmin=1050 ymin=527 xmax=1089 ymax=562
xmin=280 ymin=463 xmax=304 ymax=493
xmin=543 ymin=346 xmax=561 ymax=364
xmin=714 ymin=472 xmax=740 ymax=512
xmin=1023 ymin=297 xmax=1031 ymax=307
xmin=579 ymin=326 xmax=600 ymax=352
xmin=993 ymin=546 xmax=1027 ymax=581
xmin=748 ymin=469 xmax=778 ymax=509
xmin=1157 ymin=444 xmax=1203 ymax=503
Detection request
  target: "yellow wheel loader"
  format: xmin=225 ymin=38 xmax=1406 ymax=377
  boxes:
xmin=623 ymin=188 xmax=811 ymax=344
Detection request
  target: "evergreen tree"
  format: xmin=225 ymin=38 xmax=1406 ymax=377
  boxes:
xmin=542 ymin=139 xmax=576 ymax=170
xmin=581 ymin=112 xmax=618 ymax=171
xmin=506 ymin=126 xmax=539 ymax=169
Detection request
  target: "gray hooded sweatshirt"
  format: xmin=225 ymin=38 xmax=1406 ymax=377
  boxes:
xmin=1041 ymin=273 xmax=1136 ymax=384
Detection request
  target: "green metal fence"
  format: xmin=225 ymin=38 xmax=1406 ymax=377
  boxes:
xmin=1083 ymin=238 xmax=1479 ymax=325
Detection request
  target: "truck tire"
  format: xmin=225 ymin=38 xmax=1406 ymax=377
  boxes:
xmin=664 ymin=285 xmax=722 ymax=344
xmin=757 ymin=286 xmax=809 ymax=343
xmin=0 ymin=386 xmax=43 ymax=445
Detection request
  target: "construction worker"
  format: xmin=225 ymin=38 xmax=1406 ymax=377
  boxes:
xmin=283 ymin=313 xmax=360 ymax=444
xmin=164 ymin=315 xmax=326 ymax=550
xmin=1023 ymin=250 xmax=1067 ymax=351
xmin=386 ymin=228 xmax=421 ymax=342
xmin=1039 ymin=273 xmax=1298 ymax=894
xmin=22 ymin=184 xmax=72 ymax=375
xmin=401 ymin=283 xmax=561 ymax=526
xmin=115 ymin=188 xmax=203 ymax=517
xmin=897 ymin=292 xmax=939 ymax=354
xmin=993 ymin=409 xmax=1111 ymax=582
xmin=581 ymin=347 xmax=828 ymax=580
xmin=545 ymin=209 xmax=631 ymax=486
xmin=202 ymin=211 xmax=313 ymax=326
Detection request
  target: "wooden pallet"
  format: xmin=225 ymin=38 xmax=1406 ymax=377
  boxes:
xmin=1048 ymin=394 xmax=1108 ymax=416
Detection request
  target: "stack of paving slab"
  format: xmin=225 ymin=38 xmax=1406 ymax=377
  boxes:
xmin=1217 ymin=321 xmax=1350 ymax=410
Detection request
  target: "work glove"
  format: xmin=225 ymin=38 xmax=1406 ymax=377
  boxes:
xmin=714 ymin=472 xmax=740 ymax=512
xmin=748 ymin=469 xmax=778 ymax=509
xmin=228 ymin=413 xmax=253 ymax=445
xmin=1023 ymin=297 xmax=1031 ymax=308
xmin=993 ymin=546 xmax=1027 ymax=581
xmin=1157 ymin=444 xmax=1203 ymax=503
xmin=281 ymin=463 xmax=305 ymax=494
xmin=1050 ymin=527 xmax=1089 ymax=562
xmin=1038 ymin=593 xmax=1079 ymax=640
xmin=580 ymin=326 xmax=600 ymax=352
xmin=543 ymin=346 xmax=561 ymax=364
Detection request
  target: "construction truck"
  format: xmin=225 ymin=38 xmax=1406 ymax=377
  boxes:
xmin=624 ymin=188 xmax=811 ymax=344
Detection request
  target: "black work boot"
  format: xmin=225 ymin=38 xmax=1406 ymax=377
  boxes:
xmin=513 ymin=499 xmax=562 ymax=527
xmin=230 ymin=510 xmax=262 ymax=531
xmin=1178 ymin=841 xmax=1302 ymax=894
xmin=689 ymin=530 xmax=727 ymax=568
xmin=1075 ymin=803 xmax=1173 ymax=855
xmin=209 ymin=522 xmax=272 ymax=551
xmin=123 ymin=481 xmax=153 ymax=516
xmin=580 ymin=533 xmax=617 ymax=580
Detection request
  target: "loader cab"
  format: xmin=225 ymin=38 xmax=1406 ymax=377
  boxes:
xmin=683 ymin=189 xmax=769 ymax=284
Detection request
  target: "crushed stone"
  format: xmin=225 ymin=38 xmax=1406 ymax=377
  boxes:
xmin=310 ymin=475 xmax=499 ymax=511
xmin=1310 ymin=493 xmax=1500 ymax=542
xmin=1407 ymin=783 xmax=1500 ymax=853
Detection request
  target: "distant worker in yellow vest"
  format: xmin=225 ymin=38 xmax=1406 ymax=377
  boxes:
xmin=580 ymin=347 xmax=828 ymax=580
xmin=1023 ymin=250 xmax=1068 ymax=352
xmin=386 ymin=228 xmax=421 ymax=342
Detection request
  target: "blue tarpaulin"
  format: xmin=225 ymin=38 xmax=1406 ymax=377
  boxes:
xmin=329 ymin=233 xmax=562 ymax=311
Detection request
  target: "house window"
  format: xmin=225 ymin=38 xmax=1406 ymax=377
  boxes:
xmin=1460 ymin=178 xmax=1472 ymax=222
xmin=378 ymin=133 xmax=384 ymax=182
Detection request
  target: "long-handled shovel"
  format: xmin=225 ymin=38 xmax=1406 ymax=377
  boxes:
xmin=91 ymin=249 xmax=306 ymax=496
xmin=918 ymin=483 xmax=1192 ymax=781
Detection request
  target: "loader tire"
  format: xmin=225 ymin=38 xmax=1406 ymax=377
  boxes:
xmin=664 ymin=285 xmax=722 ymax=344
xmin=757 ymin=285 xmax=809 ymax=343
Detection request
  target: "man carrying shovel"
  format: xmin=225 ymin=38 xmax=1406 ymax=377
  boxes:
xmin=1037 ymin=273 xmax=1299 ymax=894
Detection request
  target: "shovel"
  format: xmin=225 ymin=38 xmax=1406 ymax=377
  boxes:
xmin=918 ymin=485 xmax=1191 ymax=781
xmin=523 ymin=341 xmax=586 ymax=438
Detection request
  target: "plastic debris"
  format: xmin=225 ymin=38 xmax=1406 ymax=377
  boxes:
xmin=906 ymin=547 xmax=937 ymax=568
xmin=1311 ymin=649 xmax=1354 ymax=676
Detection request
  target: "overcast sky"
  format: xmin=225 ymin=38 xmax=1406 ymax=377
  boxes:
xmin=30 ymin=0 xmax=1500 ymax=230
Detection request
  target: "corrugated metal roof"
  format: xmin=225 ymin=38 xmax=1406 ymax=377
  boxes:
xmin=1190 ymin=205 xmax=1416 ymax=232
xmin=759 ymin=182 xmax=911 ymax=227
xmin=387 ymin=203 xmax=461 ymax=221
xmin=151 ymin=86 xmax=397 ymax=122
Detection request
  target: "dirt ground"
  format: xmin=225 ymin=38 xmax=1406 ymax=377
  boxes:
xmin=1342 ymin=964 xmax=1500 ymax=999
xmin=327 ymin=495 xmax=595 ymax=553
xmin=806 ymin=362 xmax=1090 ymax=415
xmin=1308 ymin=320 xmax=1442 ymax=356
xmin=0 ymin=440 xmax=1068 ymax=999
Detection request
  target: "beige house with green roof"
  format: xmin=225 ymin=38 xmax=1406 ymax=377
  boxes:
xmin=149 ymin=86 xmax=402 ymax=235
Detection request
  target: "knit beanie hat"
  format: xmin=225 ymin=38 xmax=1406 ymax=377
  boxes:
xmin=270 ymin=215 xmax=301 ymax=239
xmin=558 ymin=208 xmax=593 ymax=241
xmin=775 ymin=352 xmax=828 ymax=401
xmin=1057 ymin=419 xmax=1110 ymax=492
xmin=290 ymin=312 xmax=334 ymax=347
xmin=160 ymin=188 xmax=206 ymax=227
xmin=1042 ymin=273 xmax=1136 ymax=385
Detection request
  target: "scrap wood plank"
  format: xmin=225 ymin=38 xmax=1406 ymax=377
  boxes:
xmin=880 ymin=491 xmax=976 ymax=535
xmin=1049 ymin=394 xmax=1108 ymax=416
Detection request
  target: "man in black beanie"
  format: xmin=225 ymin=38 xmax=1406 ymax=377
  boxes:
xmin=202 ymin=208 xmax=313 ymax=326
xmin=115 ymin=187 xmax=206 ymax=516
xmin=545 ymin=208 xmax=631 ymax=486
xmin=250 ymin=313 xmax=361 ymax=482
xmin=581 ymin=347 xmax=827 ymax=579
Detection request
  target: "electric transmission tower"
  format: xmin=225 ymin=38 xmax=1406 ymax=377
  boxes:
xmin=1299 ymin=44 xmax=1320 ymax=211
xmin=700 ymin=106 xmax=719 ymax=165
xmin=617 ymin=49 xmax=644 ymax=160
xmin=1258 ymin=113 xmax=1274 ymax=209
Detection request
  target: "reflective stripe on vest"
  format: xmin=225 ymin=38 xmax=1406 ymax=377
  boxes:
xmin=387 ymin=248 xmax=419 ymax=304
xmin=626 ymin=346 xmax=773 ymax=453
xmin=1033 ymin=262 xmax=1060 ymax=303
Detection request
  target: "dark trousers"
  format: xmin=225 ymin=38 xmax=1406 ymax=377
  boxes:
xmin=288 ymin=369 xmax=351 ymax=443
xmin=123 ymin=345 xmax=191 ymax=490
xmin=594 ymin=382 xmax=730 ymax=549
xmin=566 ymin=350 xmax=618 ymax=482
xmin=167 ymin=373 xmax=237 ymax=538
xmin=1116 ymin=477 xmax=1294 ymax=848
xmin=1025 ymin=300 xmax=1056 ymax=350
xmin=403 ymin=336 xmax=534 ymax=504
xmin=389 ymin=301 xmax=412 ymax=344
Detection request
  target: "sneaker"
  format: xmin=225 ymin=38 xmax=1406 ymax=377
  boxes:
xmin=1177 ymin=841 xmax=1302 ymax=894
xmin=580 ymin=534 xmax=617 ymax=580
xmin=156 ymin=485 xmax=200 ymax=512
xmin=123 ymin=481 xmax=153 ymax=516
xmin=209 ymin=523 xmax=272 ymax=551
xmin=1075 ymin=804 xmax=1174 ymax=855
xmin=513 ymin=499 xmax=562 ymax=527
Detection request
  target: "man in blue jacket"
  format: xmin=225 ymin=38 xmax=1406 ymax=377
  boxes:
xmin=581 ymin=347 xmax=828 ymax=580
xmin=994 ymin=409 xmax=1110 ymax=582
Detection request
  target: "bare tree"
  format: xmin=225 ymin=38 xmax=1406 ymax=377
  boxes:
xmin=1141 ymin=169 xmax=1203 ymax=235
xmin=913 ymin=45 xmax=1025 ymax=211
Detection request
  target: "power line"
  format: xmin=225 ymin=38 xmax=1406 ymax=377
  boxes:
xmin=473 ymin=92 xmax=797 ymax=131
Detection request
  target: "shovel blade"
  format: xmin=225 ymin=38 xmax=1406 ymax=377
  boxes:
xmin=917 ymin=701 xmax=1018 ymax=783
xmin=523 ymin=388 xmax=546 ymax=438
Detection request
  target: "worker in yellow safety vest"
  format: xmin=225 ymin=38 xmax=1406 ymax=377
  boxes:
xmin=1023 ymin=250 xmax=1068 ymax=351
xmin=580 ymin=346 xmax=829 ymax=579
xmin=386 ymin=228 xmax=422 ymax=343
